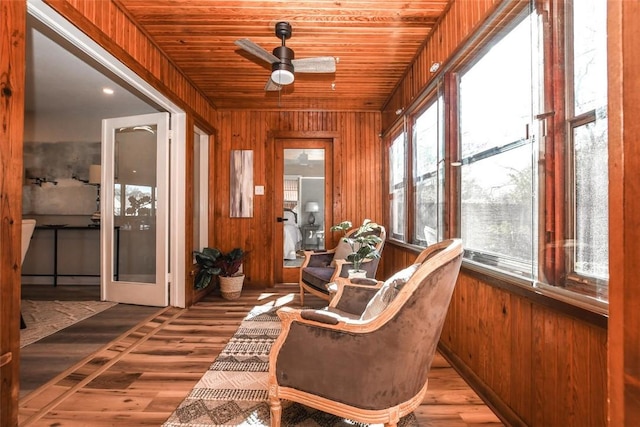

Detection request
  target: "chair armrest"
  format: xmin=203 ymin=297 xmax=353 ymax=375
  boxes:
xmin=300 ymin=309 xmax=339 ymax=325
xmin=277 ymin=306 xmax=371 ymax=330
xmin=327 ymin=277 xmax=382 ymax=316
xmin=350 ymin=277 xmax=380 ymax=286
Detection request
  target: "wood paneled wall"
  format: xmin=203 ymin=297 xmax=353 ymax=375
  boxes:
xmin=383 ymin=243 xmax=607 ymax=426
xmin=211 ymin=110 xmax=383 ymax=286
xmin=381 ymin=0 xmax=500 ymax=131
xmin=1 ymin=1 xmax=27 ymax=424
xmin=445 ymin=272 xmax=607 ymax=426
xmin=380 ymin=1 xmax=608 ymax=423
xmin=608 ymin=1 xmax=640 ymax=424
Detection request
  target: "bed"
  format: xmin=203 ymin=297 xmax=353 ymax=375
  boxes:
xmin=283 ymin=208 xmax=302 ymax=260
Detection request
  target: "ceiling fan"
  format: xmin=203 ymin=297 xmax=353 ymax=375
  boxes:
xmin=234 ymin=22 xmax=337 ymax=91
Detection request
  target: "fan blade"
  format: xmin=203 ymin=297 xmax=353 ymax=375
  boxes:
xmin=234 ymin=38 xmax=279 ymax=64
xmin=265 ymin=78 xmax=283 ymax=91
xmin=292 ymin=56 xmax=336 ymax=73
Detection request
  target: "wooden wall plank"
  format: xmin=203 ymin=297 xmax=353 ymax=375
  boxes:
xmin=608 ymin=0 xmax=640 ymax=424
xmin=211 ymin=110 xmax=382 ymax=286
xmin=381 ymin=0 xmax=500 ymax=132
xmin=382 ymin=244 xmax=606 ymax=426
xmin=0 ymin=1 xmax=26 ymax=425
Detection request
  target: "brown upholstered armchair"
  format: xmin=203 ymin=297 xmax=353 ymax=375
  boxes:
xmin=298 ymin=225 xmax=386 ymax=305
xmin=269 ymin=239 xmax=463 ymax=427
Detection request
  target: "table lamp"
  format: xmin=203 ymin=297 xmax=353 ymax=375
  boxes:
xmin=305 ymin=201 xmax=319 ymax=225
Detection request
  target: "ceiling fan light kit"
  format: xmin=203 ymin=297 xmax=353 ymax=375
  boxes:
xmin=271 ymin=45 xmax=295 ymax=85
xmin=235 ymin=21 xmax=336 ymax=91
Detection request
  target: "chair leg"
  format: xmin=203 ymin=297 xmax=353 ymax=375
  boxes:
xmin=269 ymin=397 xmax=282 ymax=427
xmin=298 ymin=284 xmax=305 ymax=306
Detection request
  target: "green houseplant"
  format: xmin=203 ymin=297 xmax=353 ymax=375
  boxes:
xmin=193 ymin=247 xmax=222 ymax=291
xmin=193 ymin=247 xmax=247 ymax=299
xmin=330 ymin=219 xmax=382 ymax=276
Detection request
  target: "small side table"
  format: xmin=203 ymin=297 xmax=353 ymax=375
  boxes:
xmin=300 ymin=224 xmax=320 ymax=250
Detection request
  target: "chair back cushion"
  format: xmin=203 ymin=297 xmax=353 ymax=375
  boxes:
xmin=360 ymin=263 xmax=419 ymax=321
xmin=330 ymin=239 xmax=356 ymax=267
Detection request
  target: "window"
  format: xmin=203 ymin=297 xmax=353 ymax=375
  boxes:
xmin=388 ymin=132 xmax=406 ymax=241
xmin=454 ymin=0 xmax=608 ymax=303
xmin=114 ymin=183 xmax=155 ymax=230
xmin=564 ymin=0 xmax=608 ymax=297
xmin=458 ymin=13 xmax=539 ymax=277
xmin=385 ymin=0 xmax=608 ymax=306
xmin=412 ymin=96 xmax=445 ymax=246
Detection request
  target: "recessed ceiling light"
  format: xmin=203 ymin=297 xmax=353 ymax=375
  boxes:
xmin=102 ymin=88 xmax=114 ymax=95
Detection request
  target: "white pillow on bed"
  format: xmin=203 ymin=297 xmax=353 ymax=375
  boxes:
xmin=283 ymin=210 xmax=297 ymax=225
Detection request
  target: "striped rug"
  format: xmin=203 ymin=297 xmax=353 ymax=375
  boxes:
xmin=163 ymin=303 xmax=418 ymax=427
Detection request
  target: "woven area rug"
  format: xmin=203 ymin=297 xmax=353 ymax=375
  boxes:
xmin=20 ymin=299 xmax=118 ymax=347
xmin=163 ymin=302 xmax=418 ymax=427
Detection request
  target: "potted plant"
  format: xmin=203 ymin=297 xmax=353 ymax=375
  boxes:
xmin=330 ymin=219 xmax=382 ymax=278
xmin=193 ymin=247 xmax=222 ymax=291
xmin=193 ymin=247 xmax=247 ymax=300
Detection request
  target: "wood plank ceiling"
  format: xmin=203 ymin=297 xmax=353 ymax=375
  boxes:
xmin=116 ymin=0 xmax=451 ymax=111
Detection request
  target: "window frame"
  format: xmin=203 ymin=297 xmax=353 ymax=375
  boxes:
xmin=384 ymin=0 xmax=608 ymax=309
xmin=544 ymin=0 xmax=609 ymax=300
xmin=410 ymin=90 xmax=445 ymax=247
xmin=386 ymin=125 xmax=408 ymax=242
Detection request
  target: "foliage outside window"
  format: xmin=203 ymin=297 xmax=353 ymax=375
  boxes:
xmin=565 ymin=0 xmax=608 ymax=298
xmin=455 ymin=1 xmax=608 ymax=304
xmin=385 ymin=0 xmax=608 ymax=306
xmin=114 ymin=183 xmax=156 ymax=230
xmin=458 ymin=13 xmax=537 ymax=277
xmin=388 ymin=132 xmax=406 ymax=241
xmin=412 ymin=96 xmax=445 ymax=246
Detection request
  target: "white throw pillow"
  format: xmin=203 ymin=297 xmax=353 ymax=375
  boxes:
xmin=360 ymin=263 xmax=420 ymax=321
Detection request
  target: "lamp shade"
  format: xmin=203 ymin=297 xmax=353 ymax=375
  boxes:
xmin=305 ymin=202 xmax=319 ymax=213
xmin=89 ymin=164 xmax=101 ymax=184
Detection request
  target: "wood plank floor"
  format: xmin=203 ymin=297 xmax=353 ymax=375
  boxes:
xmin=18 ymin=285 xmax=504 ymax=426
xmin=20 ymin=285 xmax=160 ymax=396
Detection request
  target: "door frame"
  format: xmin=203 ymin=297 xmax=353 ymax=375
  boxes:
xmin=270 ymin=131 xmax=341 ymax=284
xmin=28 ymin=0 xmax=187 ymax=307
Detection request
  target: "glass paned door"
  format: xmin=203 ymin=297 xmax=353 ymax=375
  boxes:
xmin=101 ymin=113 xmax=169 ymax=306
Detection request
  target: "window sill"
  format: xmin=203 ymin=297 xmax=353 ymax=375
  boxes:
xmin=462 ymin=260 xmax=608 ymax=329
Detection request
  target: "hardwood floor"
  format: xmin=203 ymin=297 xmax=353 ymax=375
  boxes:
xmin=20 ymin=285 xmax=161 ymax=396
xmin=18 ymin=285 xmax=504 ymax=426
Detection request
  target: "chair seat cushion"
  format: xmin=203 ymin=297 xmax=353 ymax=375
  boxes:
xmin=360 ymin=263 xmax=420 ymax=321
xmin=301 ymin=267 xmax=335 ymax=294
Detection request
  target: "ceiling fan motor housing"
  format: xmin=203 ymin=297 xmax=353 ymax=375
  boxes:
xmin=272 ymin=44 xmax=295 ymax=84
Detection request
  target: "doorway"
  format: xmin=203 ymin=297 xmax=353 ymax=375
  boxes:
xmin=274 ymin=138 xmax=334 ymax=284
xmin=24 ymin=0 xmax=187 ymax=308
